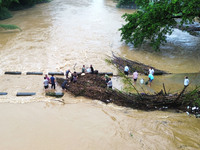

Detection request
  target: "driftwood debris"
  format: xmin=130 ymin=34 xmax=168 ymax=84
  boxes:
xmin=111 ymin=54 xmax=169 ymax=75
xmin=56 ymin=73 xmax=200 ymax=115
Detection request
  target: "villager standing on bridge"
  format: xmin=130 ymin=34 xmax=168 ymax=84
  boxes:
xmin=43 ymin=77 xmax=49 ymax=90
xmin=184 ymin=76 xmax=189 ymax=87
xmin=133 ymin=70 xmax=139 ymax=84
xmin=124 ymin=65 xmax=129 ymax=76
xmin=148 ymin=73 xmax=154 ymax=87
xmin=82 ymin=65 xmax=86 ymax=73
xmin=50 ymin=75 xmax=56 ymax=89
xmin=107 ymin=78 xmax=112 ymax=89
xmin=86 ymin=67 xmax=91 ymax=73
xmin=71 ymin=71 xmax=78 ymax=83
xmin=149 ymin=67 xmax=154 ymax=75
xmin=104 ymin=74 xmax=109 ymax=83
xmin=66 ymin=69 xmax=71 ymax=79
xmin=61 ymin=79 xmax=69 ymax=90
xmin=45 ymin=74 xmax=50 ymax=83
xmin=90 ymin=65 xmax=94 ymax=74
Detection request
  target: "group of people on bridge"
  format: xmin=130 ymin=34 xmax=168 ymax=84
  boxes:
xmin=43 ymin=64 xmax=190 ymax=91
xmin=43 ymin=64 xmax=113 ymax=90
xmin=124 ymin=65 xmax=189 ymax=87
xmin=124 ymin=65 xmax=155 ymax=87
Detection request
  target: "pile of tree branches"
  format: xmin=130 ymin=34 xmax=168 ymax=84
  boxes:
xmin=56 ymin=73 xmax=200 ymax=117
xmin=111 ymin=53 xmax=168 ymax=75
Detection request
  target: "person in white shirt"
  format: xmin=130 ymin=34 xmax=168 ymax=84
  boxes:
xmin=107 ymin=78 xmax=112 ymax=89
xmin=184 ymin=76 xmax=189 ymax=87
xmin=86 ymin=67 xmax=91 ymax=73
xmin=43 ymin=77 xmax=49 ymax=89
xmin=124 ymin=65 xmax=129 ymax=76
xmin=149 ymin=67 xmax=154 ymax=75
xmin=140 ymin=78 xmax=144 ymax=84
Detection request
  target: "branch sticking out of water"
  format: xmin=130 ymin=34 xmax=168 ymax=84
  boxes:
xmin=0 ymin=24 xmax=21 ymax=31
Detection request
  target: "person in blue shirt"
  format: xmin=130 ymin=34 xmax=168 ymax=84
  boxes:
xmin=148 ymin=73 xmax=154 ymax=87
xmin=50 ymin=75 xmax=56 ymax=89
xmin=66 ymin=69 xmax=71 ymax=79
xmin=61 ymin=80 xmax=69 ymax=90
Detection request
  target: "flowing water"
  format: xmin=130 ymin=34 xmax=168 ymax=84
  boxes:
xmin=0 ymin=0 xmax=200 ymax=149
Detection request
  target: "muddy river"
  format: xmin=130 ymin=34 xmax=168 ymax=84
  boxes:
xmin=0 ymin=0 xmax=200 ymax=149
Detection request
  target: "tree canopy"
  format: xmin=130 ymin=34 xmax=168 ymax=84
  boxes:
xmin=119 ymin=0 xmax=200 ymax=50
xmin=115 ymin=0 xmax=136 ymax=8
xmin=0 ymin=0 xmax=18 ymax=19
xmin=0 ymin=0 xmax=50 ymax=20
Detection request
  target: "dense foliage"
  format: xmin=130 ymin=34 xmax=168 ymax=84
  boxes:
xmin=115 ymin=0 xmax=135 ymax=8
xmin=0 ymin=0 xmax=18 ymax=19
xmin=0 ymin=0 xmax=50 ymax=19
xmin=119 ymin=0 xmax=200 ymax=50
xmin=0 ymin=0 xmax=50 ymax=30
xmin=184 ymin=86 xmax=200 ymax=108
xmin=9 ymin=0 xmax=50 ymax=10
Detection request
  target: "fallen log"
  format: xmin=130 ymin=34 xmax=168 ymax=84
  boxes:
xmin=76 ymin=72 xmax=113 ymax=76
xmin=56 ymin=74 xmax=200 ymax=114
xmin=111 ymin=54 xmax=169 ymax=75
xmin=98 ymin=72 xmax=113 ymax=76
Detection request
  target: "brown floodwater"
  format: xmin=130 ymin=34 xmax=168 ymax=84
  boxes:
xmin=0 ymin=0 xmax=200 ymax=149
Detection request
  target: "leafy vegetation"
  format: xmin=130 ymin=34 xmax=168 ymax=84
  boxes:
xmin=115 ymin=0 xmax=136 ymax=8
xmin=119 ymin=0 xmax=200 ymax=50
xmin=183 ymin=86 xmax=200 ymax=108
xmin=9 ymin=0 xmax=51 ymax=10
xmin=0 ymin=0 xmax=51 ymax=31
xmin=0 ymin=0 xmax=18 ymax=19
xmin=0 ymin=6 xmax=11 ymax=19
xmin=0 ymin=0 xmax=51 ymax=19
xmin=0 ymin=24 xmax=21 ymax=30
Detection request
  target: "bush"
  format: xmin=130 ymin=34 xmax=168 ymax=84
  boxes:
xmin=9 ymin=0 xmax=50 ymax=10
xmin=116 ymin=0 xmax=136 ymax=8
xmin=0 ymin=7 xmax=12 ymax=20
xmin=9 ymin=0 xmax=35 ymax=10
xmin=35 ymin=0 xmax=51 ymax=4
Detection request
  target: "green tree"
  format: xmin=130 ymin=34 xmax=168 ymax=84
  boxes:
xmin=119 ymin=0 xmax=200 ymax=50
xmin=0 ymin=0 xmax=50 ymax=30
xmin=0 ymin=0 xmax=18 ymax=19
xmin=9 ymin=0 xmax=51 ymax=10
xmin=115 ymin=0 xmax=135 ymax=8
